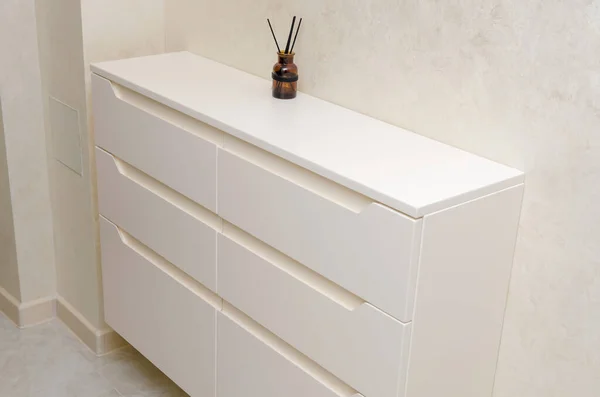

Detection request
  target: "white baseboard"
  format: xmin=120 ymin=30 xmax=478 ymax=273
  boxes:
xmin=0 ymin=287 xmax=126 ymax=355
xmin=0 ymin=286 xmax=56 ymax=327
xmin=0 ymin=286 xmax=20 ymax=325
xmin=19 ymin=295 xmax=56 ymax=326
xmin=56 ymin=296 xmax=127 ymax=355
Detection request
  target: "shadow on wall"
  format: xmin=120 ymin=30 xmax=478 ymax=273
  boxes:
xmin=0 ymin=96 xmax=21 ymax=303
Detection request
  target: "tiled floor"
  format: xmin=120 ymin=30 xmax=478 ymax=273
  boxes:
xmin=0 ymin=312 xmax=188 ymax=397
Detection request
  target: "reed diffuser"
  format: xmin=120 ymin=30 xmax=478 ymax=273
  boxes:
xmin=267 ymin=16 xmax=303 ymax=99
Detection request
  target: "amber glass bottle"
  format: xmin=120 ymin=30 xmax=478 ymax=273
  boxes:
xmin=272 ymin=52 xmax=298 ymax=99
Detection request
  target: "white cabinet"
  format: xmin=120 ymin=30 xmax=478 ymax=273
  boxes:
xmin=92 ymin=52 xmax=524 ymax=397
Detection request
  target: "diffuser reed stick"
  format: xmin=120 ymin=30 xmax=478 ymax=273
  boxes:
xmin=284 ymin=16 xmax=296 ymax=54
xmin=290 ymin=18 xmax=302 ymax=53
xmin=267 ymin=16 xmax=302 ymax=54
xmin=267 ymin=19 xmax=281 ymax=53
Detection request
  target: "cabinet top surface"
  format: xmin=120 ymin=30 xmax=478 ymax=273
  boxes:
xmin=92 ymin=51 xmax=523 ymax=217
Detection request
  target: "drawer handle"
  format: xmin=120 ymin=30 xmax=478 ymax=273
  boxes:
xmin=110 ymin=220 xmax=363 ymax=397
xmin=110 ymin=219 xmax=222 ymax=309
xmin=222 ymin=135 xmax=373 ymax=213
xmin=222 ymin=302 xmax=364 ymax=397
xmin=108 ymin=79 xmax=223 ymax=145
xmin=223 ymin=223 xmax=365 ymax=311
xmin=106 ymin=149 xmax=222 ymax=230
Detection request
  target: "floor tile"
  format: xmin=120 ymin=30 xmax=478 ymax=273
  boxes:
xmin=96 ymin=389 xmax=122 ymax=397
xmin=0 ymin=313 xmax=188 ymax=397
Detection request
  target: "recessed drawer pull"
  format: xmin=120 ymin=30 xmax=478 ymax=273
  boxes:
xmin=223 ymin=135 xmax=372 ymax=213
xmin=218 ymin=146 xmax=422 ymax=322
xmin=108 ymin=149 xmax=221 ymax=230
xmin=112 ymin=220 xmax=221 ymax=309
xmin=97 ymin=147 xmax=219 ymax=290
xmin=100 ymin=217 xmax=218 ymax=396
xmin=222 ymin=223 xmax=364 ymax=310
xmin=221 ymin=303 xmax=363 ymax=397
xmin=93 ymin=75 xmax=219 ymax=211
xmin=110 ymin=80 xmax=223 ymax=145
xmin=218 ymin=225 xmax=411 ymax=397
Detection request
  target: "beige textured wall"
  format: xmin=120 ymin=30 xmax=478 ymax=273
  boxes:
xmin=35 ymin=0 xmax=105 ymax=328
xmin=165 ymin=1 xmax=600 ymax=396
xmin=34 ymin=0 xmax=165 ymax=329
xmin=0 ymin=99 xmax=20 ymax=300
xmin=81 ymin=0 xmax=165 ymax=64
xmin=0 ymin=0 xmax=56 ymax=303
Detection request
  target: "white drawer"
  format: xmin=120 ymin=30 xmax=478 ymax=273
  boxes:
xmin=218 ymin=228 xmax=411 ymax=397
xmin=99 ymin=217 xmax=219 ymax=397
xmin=217 ymin=310 xmax=363 ymax=397
xmin=217 ymin=140 xmax=422 ymax=321
xmin=96 ymin=147 xmax=220 ymax=291
xmin=92 ymin=74 xmax=221 ymax=212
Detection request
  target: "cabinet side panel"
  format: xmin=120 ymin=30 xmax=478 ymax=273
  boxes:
xmin=405 ymin=185 xmax=524 ymax=397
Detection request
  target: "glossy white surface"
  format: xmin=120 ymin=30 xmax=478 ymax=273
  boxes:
xmin=91 ymin=52 xmax=523 ymax=217
xmin=99 ymin=217 xmax=217 ymax=397
xmin=218 ymin=147 xmax=421 ymax=321
xmin=218 ymin=230 xmax=410 ymax=397
xmin=96 ymin=148 xmax=220 ymax=290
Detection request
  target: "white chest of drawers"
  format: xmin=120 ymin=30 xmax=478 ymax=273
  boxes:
xmin=92 ymin=52 xmax=524 ymax=397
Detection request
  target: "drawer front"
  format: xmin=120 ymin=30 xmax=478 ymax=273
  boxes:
xmin=217 ymin=146 xmax=422 ymax=321
xmin=217 ymin=311 xmax=362 ymax=397
xmin=218 ymin=230 xmax=410 ymax=397
xmin=99 ymin=217 xmax=218 ymax=397
xmin=96 ymin=147 xmax=219 ymax=291
xmin=92 ymin=74 xmax=219 ymax=212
